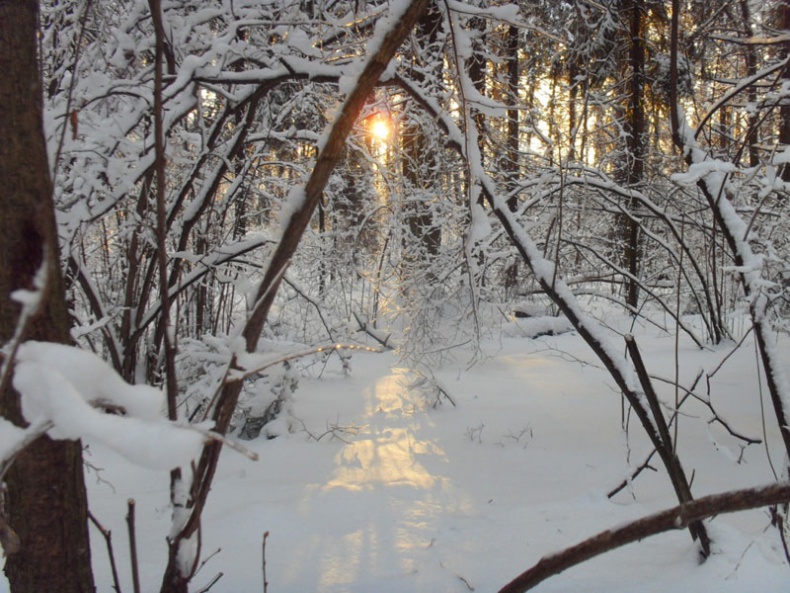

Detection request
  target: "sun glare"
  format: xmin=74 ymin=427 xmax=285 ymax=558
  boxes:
xmin=370 ymin=118 xmax=391 ymax=142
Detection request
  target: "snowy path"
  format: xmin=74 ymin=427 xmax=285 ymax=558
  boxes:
xmin=77 ymin=340 xmax=790 ymax=593
xmin=281 ymin=367 xmax=479 ymax=592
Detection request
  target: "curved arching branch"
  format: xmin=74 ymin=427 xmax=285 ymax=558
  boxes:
xmin=499 ymin=482 xmax=790 ymax=593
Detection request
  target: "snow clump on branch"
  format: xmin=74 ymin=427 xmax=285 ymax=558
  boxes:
xmin=9 ymin=341 xmax=208 ymax=470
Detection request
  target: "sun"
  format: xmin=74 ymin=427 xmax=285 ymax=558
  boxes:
xmin=370 ymin=117 xmax=391 ymax=142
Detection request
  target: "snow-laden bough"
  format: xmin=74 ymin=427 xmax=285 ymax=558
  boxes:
xmin=7 ymin=341 xmax=209 ymax=470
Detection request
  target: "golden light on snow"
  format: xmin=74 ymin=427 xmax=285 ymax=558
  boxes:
xmin=325 ymin=372 xmax=440 ymax=491
xmin=291 ymin=368 xmax=477 ymax=591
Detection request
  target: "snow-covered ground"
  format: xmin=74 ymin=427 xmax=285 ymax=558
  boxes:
xmin=9 ymin=313 xmax=790 ymax=592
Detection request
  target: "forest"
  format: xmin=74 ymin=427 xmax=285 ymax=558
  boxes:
xmin=1 ymin=0 xmax=790 ymax=591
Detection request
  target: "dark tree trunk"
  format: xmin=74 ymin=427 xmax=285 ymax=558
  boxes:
xmin=621 ymin=0 xmax=646 ymax=309
xmin=738 ymin=0 xmax=759 ymax=167
xmin=503 ymin=24 xmax=521 ymax=289
xmin=0 ymin=1 xmax=95 ymax=591
xmin=506 ymin=25 xmax=520 ymax=212
xmin=567 ymin=60 xmax=578 ymax=162
xmin=779 ymin=0 xmax=790 ymax=181
xmin=402 ymin=3 xmax=443 ymax=274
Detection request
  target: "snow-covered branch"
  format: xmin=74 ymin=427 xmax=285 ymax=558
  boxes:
xmin=499 ymin=482 xmax=790 ymax=593
xmin=5 ymin=342 xmax=208 ymax=471
xmin=672 ymin=108 xmax=790 ymax=471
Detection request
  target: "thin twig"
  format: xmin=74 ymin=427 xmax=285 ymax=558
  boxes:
xmin=227 ymin=343 xmax=382 ymax=383
xmin=607 ymin=450 xmax=659 ymax=499
xmin=262 ymin=531 xmax=270 ymax=593
xmin=88 ymin=511 xmax=123 ymax=593
xmin=283 ymin=276 xmax=336 ymax=342
xmin=353 ymin=312 xmax=393 ymax=350
xmin=194 ymin=547 xmax=222 ymax=577
xmin=126 ymin=499 xmax=141 ymax=593
xmin=651 ymin=373 xmax=762 ymax=445
xmin=194 ymin=572 xmax=223 ymax=593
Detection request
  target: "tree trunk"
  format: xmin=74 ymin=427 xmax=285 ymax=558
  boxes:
xmin=401 ymin=3 xmax=443 ymax=279
xmin=505 ymin=24 xmax=520 ymax=211
xmin=0 ymin=1 xmax=95 ymax=591
xmin=779 ymin=0 xmax=790 ymax=181
xmin=622 ymin=0 xmax=646 ymax=310
xmin=738 ymin=0 xmax=759 ymax=168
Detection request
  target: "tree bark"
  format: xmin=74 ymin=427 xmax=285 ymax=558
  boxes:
xmin=0 ymin=1 xmax=95 ymax=591
xmin=621 ymin=0 xmax=646 ymax=309
xmin=505 ymin=24 xmax=520 ymax=212
xmin=402 ymin=2 xmax=443 ymax=278
xmin=779 ymin=0 xmax=790 ymax=181
xmin=737 ymin=0 xmax=759 ymax=168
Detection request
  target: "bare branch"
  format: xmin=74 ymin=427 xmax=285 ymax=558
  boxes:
xmin=499 ymin=483 xmax=790 ymax=593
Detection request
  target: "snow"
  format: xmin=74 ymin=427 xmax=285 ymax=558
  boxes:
xmin=671 ymin=160 xmax=738 ymax=187
xmin=8 ymin=4 xmax=789 ymax=590
xmin=446 ymin=0 xmax=523 ymax=25
xmin=8 ymin=341 xmax=206 ymax=470
xmin=467 ymin=194 xmax=492 ymax=246
xmin=2 ymin=313 xmax=784 ymax=593
xmin=14 ymin=359 xmax=202 ymax=469
xmin=16 ymin=341 xmax=164 ymax=421
xmin=502 ymin=315 xmax=573 ymax=339
xmin=176 ymin=531 xmax=199 ymax=580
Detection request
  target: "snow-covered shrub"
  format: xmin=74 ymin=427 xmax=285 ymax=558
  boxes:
xmin=237 ymin=361 xmax=299 ymax=440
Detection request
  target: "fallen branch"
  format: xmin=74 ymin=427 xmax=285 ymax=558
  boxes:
xmin=607 ymin=450 xmax=658 ymax=499
xmin=498 ymin=482 xmax=790 ymax=593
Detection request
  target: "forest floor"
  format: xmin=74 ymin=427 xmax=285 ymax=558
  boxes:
xmin=13 ymin=311 xmax=790 ymax=592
